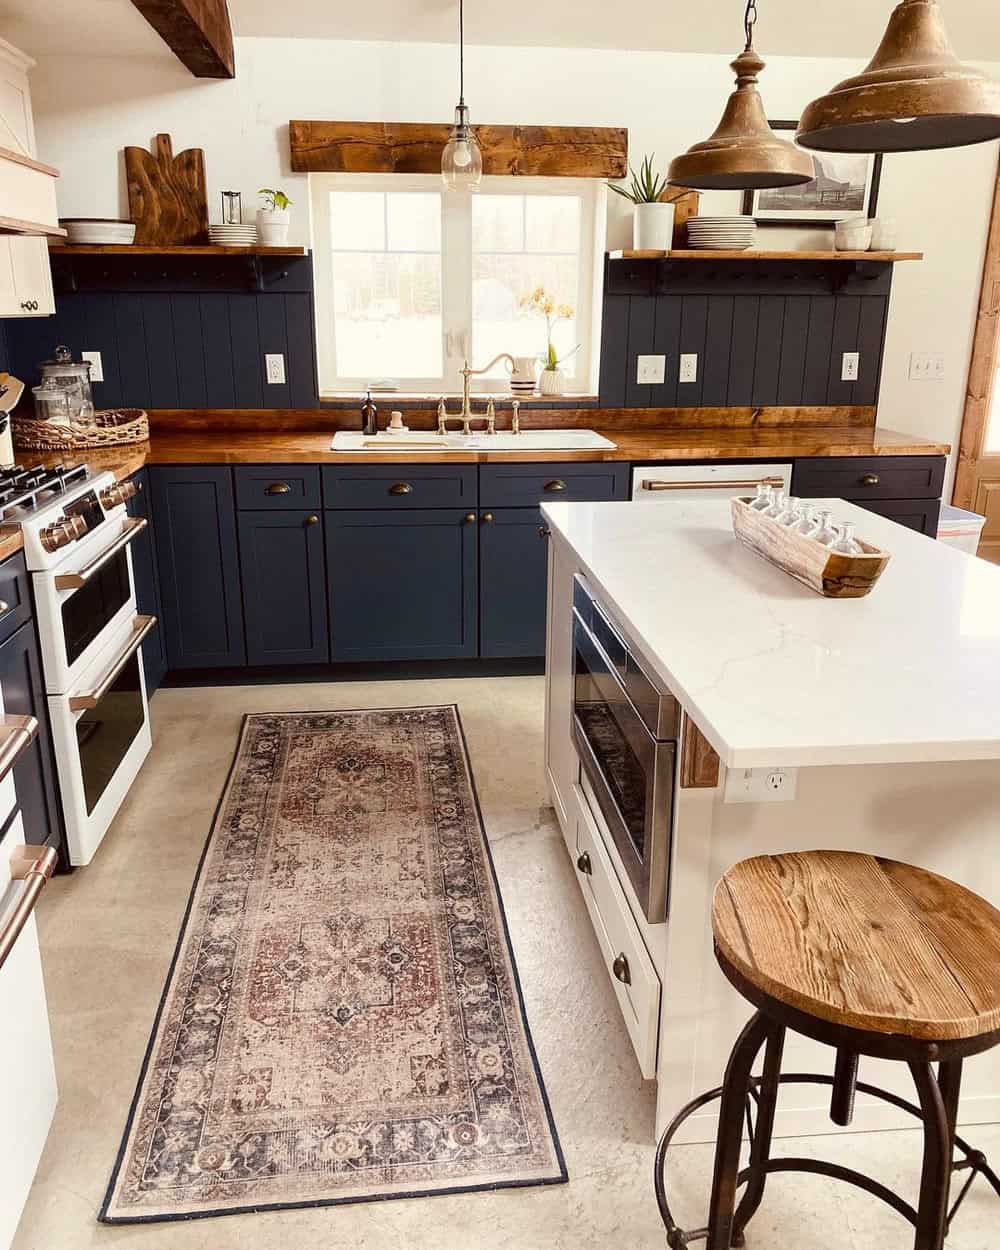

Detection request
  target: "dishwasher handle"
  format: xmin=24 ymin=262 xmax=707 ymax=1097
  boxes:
xmin=640 ymin=475 xmax=786 ymax=492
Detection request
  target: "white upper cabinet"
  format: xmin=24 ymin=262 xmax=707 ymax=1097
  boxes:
xmin=0 ymin=37 xmax=58 ymax=318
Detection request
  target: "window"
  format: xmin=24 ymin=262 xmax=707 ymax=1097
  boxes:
xmin=311 ymin=175 xmax=606 ymax=395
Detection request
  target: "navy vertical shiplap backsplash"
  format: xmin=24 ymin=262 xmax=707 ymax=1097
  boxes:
xmin=0 ymin=321 xmax=9 ymax=374
xmin=3 ymin=254 xmax=320 ymax=411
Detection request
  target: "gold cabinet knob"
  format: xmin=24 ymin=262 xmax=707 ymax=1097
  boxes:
xmin=305 ymin=515 xmax=320 ymax=525
xmin=481 ymin=511 xmax=495 ymax=524
xmin=860 ymin=473 xmax=880 ymax=487
xmin=463 ymin=512 xmax=476 ymax=524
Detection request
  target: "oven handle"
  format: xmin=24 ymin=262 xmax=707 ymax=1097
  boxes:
xmin=53 ymin=516 xmax=147 ymax=591
xmin=0 ymin=843 xmax=57 ymax=974
xmin=0 ymin=714 xmax=37 ymax=783
xmin=640 ymin=475 xmax=786 ymax=492
xmin=68 ymin=614 xmax=157 ymax=712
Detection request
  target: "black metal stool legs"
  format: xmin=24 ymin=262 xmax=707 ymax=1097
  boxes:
xmin=909 ymin=1061 xmax=952 ymax=1250
xmin=730 ymin=1023 xmax=785 ymax=1248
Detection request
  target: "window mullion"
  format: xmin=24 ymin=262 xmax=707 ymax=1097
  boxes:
xmin=442 ymin=192 xmax=473 ymax=389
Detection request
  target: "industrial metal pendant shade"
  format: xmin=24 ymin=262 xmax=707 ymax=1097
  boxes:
xmin=797 ymin=0 xmax=1000 ymax=153
xmin=668 ymin=0 xmax=813 ymax=191
xmin=441 ymin=0 xmax=482 ymax=190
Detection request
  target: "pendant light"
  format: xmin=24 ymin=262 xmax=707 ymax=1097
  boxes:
xmin=668 ymin=0 xmax=814 ymax=191
xmin=441 ymin=0 xmax=482 ymax=191
xmin=797 ymin=0 xmax=1000 ymax=153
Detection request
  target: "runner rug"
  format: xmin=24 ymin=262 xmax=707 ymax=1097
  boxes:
xmin=102 ymin=706 xmax=565 ymax=1223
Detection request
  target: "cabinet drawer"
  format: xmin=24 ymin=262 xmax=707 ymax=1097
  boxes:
xmin=479 ymin=462 xmax=628 ymax=507
xmin=0 ymin=552 xmax=32 ymax=646
xmin=573 ymin=783 xmax=660 ymax=1078
xmin=792 ymin=456 xmax=945 ymax=501
xmin=235 ymin=465 xmax=321 ymax=510
xmin=856 ymin=497 xmax=941 ymax=537
xmin=323 ymin=464 xmax=477 ymax=509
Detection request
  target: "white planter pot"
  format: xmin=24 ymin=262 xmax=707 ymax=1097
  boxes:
xmin=538 ymin=368 xmax=565 ymax=397
xmin=257 ymin=207 xmax=291 ymax=246
xmin=633 ymin=201 xmax=675 ymax=251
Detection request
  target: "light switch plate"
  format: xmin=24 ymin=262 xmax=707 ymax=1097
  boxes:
xmin=841 ymin=351 xmax=860 ymax=382
xmin=636 ymin=354 xmax=666 ymax=385
xmin=909 ymin=352 xmax=945 ymax=381
xmin=265 ymin=353 xmax=286 ymax=385
xmin=723 ymin=767 xmax=799 ymax=804
xmin=81 ymin=350 xmax=104 ymax=383
xmin=679 ymin=353 xmax=698 ymax=383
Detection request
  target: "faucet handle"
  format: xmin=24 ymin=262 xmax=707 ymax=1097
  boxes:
xmin=485 ymin=396 xmax=496 ymax=435
xmin=511 ymin=398 xmax=521 ymax=435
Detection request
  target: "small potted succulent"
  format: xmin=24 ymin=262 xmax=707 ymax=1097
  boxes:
xmin=609 ymin=155 xmax=674 ymax=251
xmin=257 ymin=188 xmax=293 ymax=245
xmin=520 ymin=287 xmax=580 ymax=396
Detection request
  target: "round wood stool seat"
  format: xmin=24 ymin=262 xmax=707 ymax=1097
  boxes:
xmin=712 ymin=850 xmax=1000 ymax=1044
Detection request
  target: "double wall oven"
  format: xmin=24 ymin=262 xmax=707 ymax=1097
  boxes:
xmin=572 ymin=576 xmax=679 ymax=923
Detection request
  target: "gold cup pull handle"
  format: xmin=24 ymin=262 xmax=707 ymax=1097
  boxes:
xmin=612 ymin=953 xmax=631 ymax=986
xmin=389 ymin=482 xmax=413 ymax=496
xmin=544 ymin=479 xmax=567 ymax=493
xmin=265 ymin=482 xmax=292 ymax=496
xmin=576 ymin=852 xmax=592 ymax=875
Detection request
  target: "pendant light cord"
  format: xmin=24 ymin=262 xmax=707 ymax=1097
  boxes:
xmin=744 ymin=0 xmax=758 ymax=50
xmin=459 ymin=0 xmax=465 ymax=107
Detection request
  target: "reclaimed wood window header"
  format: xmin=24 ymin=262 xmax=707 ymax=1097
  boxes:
xmin=289 ymin=121 xmax=628 ymax=178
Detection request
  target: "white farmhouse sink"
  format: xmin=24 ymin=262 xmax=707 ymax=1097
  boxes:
xmin=331 ymin=429 xmax=617 ymax=452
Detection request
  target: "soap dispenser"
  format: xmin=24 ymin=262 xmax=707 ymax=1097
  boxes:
xmin=361 ymin=390 xmax=378 ymax=436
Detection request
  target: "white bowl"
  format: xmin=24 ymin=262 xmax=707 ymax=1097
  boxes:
xmin=61 ymin=219 xmax=136 ymax=245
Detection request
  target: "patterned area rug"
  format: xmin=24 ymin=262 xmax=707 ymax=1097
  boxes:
xmin=101 ymin=706 xmax=566 ymax=1223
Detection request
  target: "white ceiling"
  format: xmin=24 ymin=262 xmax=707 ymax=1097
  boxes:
xmin=2 ymin=0 xmax=999 ymax=63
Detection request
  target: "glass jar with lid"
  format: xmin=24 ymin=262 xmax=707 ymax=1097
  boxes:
xmin=38 ymin=346 xmax=95 ymax=424
xmin=32 ymin=377 xmax=74 ymax=425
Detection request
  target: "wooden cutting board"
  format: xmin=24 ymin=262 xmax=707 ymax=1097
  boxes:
xmin=124 ymin=133 xmax=209 ymax=246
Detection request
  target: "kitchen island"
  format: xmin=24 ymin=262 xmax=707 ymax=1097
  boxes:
xmin=542 ymin=496 xmax=1000 ymax=1143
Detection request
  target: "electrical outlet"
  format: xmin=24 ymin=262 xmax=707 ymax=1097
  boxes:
xmin=909 ymin=352 xmax=946 ymax=381
xmin=679 ymin=353 xmax=698 ymax=383
xmin=723 ymin=766 xmax=798 ymax=804
xmin=265 ymin=353 xmax=286 ymax=385
xmin=841 ymin=351 xmax=860 ymax=382
xmin=636 ymin=354 xmax=666 ymax=385
xmin=81 ymin=350 xmax=104 ymax=383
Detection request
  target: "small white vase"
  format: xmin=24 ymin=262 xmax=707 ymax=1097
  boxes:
xmin=538 ymin=368 xmax=565 ymax=397
xmin=633 ymin=201 xmax=675 ymax=251
xmin=257 ymin=207 xmax=291 ymax=246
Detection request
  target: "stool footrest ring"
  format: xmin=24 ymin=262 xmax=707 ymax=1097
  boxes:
xmin=655 ymin=1072 xmax=1000 ymax=1248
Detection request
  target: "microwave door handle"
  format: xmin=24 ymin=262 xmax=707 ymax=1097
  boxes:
xmin=0 ymin=843 xmax=58 ymax=973
xmin=640 ymin=476 xmax=786 ymax=492
xmin=68 ymin=614 xmax=156 ymax=711
xmin=53 ymin=516 xmax=147 ymax=591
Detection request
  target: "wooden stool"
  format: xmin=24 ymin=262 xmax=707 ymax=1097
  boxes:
xmin=654 ymin=851 xmax=1000 ymax=1250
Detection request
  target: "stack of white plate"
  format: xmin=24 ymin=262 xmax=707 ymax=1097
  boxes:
xmin=686 ymin=216 xmax=757 ymax=251
xmin=208 ymin=223 xmax=258 ymax=246
xmin=61 ymin=219 xmax=136 ymax=245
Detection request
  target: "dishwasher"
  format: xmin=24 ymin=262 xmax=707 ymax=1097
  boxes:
xmin=631 ymin=462 xmax=792 ymax=501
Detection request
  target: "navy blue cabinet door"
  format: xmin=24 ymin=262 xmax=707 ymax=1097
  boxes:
xmin=326 ymin=510 xmax=478 ymax=661
xmin=238 ymin=511 xmax=329 ymax=664
xmin=0 ymin=620 xmax=65 ymax=864
xmin=151 ymin=467 xmax=246 ymax=668
xmin=125 ymin=470 xmax=167 ymax=693
xmin=479 ymin=508 xmax=550 ymax=658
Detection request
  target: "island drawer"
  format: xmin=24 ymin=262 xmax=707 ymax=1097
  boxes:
xmin=479 ymin=462 xmax=628 ymax=507
xmin=322 ymin=465 xmax=477 ymax=509
xmin=792 ymin=456 xmax=946 ymax=502
xmin=573 ymin=782 xmax=660 ymax=1079
xmin=235 ymin=466 xmax=321 ymax=510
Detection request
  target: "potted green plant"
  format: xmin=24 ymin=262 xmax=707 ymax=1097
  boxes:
xmin=519 ymin=287 xmax=580 ymax=396
xmin=609 ymin=155 xmax=674 ymax=251
xmin=257 ymin=188 xmax=293 ymax=245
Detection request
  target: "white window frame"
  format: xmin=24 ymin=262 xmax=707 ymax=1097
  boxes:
xmin=310 ymin=173 xmax=606 ymax=398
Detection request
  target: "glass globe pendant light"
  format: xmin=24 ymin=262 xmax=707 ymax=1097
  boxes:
xmin=668 ymin=0 xmax=814 ymax=191
xmin=797 ymin=0 xmax=1000 ymax=153
xmin=442 ymin=0 xmax=482 ymax=191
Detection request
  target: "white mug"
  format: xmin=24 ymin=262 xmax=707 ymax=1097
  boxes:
xmin=506 ymin=355 xmax=538 ymax=384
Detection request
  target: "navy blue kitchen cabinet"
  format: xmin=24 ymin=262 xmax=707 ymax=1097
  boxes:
xmin=125 ymin=470 xmax=167 ymax=694
xmin=326 ymin=510 xmax=478 ymax=661
xmin=150 ymin=467 xmax=246 ymax=668
xmin=238 ymin=511 xmax=329 ymax=664
xmin=792 ymin=455 xmax=946 ymax=537
xmin=0 ymin=557 xmax=65 ymax=864
xmin=479 ymin=508 xmax=551 ymax=658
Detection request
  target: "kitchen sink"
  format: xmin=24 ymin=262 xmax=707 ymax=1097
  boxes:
xmin=331 ymin=429 xmax=617 ymax=452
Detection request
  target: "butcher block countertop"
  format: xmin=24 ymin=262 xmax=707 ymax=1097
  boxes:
xmin=26 ymin=424 xmax=950 ymax=485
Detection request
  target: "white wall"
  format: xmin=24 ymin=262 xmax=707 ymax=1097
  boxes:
xmin=24 ymin=36 xmax=1000 ymax=492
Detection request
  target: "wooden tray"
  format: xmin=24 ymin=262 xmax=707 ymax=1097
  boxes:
xmin=731 ymin=497 xmax=890 ymax=598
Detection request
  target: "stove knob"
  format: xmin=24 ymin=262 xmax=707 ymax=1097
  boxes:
xmin=99 ymin=480 xmax=138 ymax=510
xmin=39 ymin=514 xmax=88 ymax=553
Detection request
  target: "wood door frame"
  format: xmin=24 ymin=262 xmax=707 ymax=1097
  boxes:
xmin=953 ymin=151 xmax=1000 ymax=510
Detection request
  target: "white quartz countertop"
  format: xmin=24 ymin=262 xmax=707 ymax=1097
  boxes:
xmin=543 ymin=497 xmax=1000 ymax=768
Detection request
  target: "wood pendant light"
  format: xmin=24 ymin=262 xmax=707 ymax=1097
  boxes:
xmin=797 ymin=0 xmax=1000 ymax=153
xmin=668 ymin=3 xmax=813 ymax=191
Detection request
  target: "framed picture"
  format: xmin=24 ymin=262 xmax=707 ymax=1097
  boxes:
xmin=742 ymin=119 xmax=882 ymax=228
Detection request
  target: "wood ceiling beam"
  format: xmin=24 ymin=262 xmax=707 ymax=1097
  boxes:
xmin=129 ymin=0 xmax=235 ymax=79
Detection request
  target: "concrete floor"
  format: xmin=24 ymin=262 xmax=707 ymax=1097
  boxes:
xmin=14 ymin=677 xmax=999 ymax=1249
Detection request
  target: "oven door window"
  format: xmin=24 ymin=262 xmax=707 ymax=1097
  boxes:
xmin=574 ymin=636 xmax=649 ymax=858
xmin=61 ymin=549 xmax=131 ymax=668
xmin=76 ymin=650 xmax=144 ymax=814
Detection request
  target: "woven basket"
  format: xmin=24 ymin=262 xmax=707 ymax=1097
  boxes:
xmin=13 ymin=408 xmax=150 ymax=451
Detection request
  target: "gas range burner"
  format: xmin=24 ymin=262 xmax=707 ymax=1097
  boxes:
xmin=0 ymin=463 xmax=91 ymax=523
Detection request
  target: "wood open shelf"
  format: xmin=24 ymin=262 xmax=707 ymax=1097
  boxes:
xmin=47 ymin=244 xmax=308 ymax=256
xmin=609 ymin=249 xmax=922 ymax=262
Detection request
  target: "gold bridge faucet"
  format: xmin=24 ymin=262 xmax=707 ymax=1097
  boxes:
xmin=438 ymin=355 xmax=521 ymax=436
